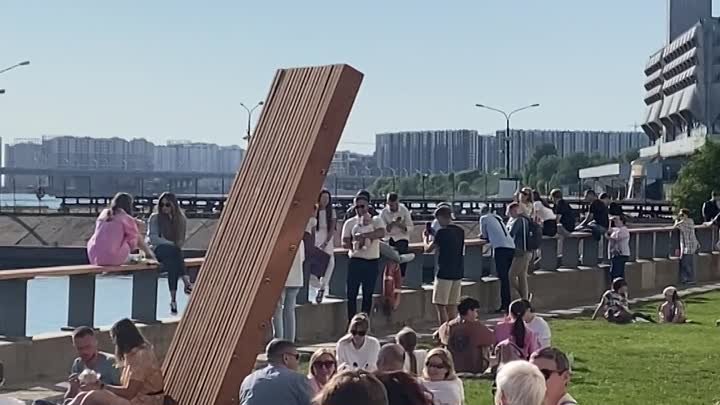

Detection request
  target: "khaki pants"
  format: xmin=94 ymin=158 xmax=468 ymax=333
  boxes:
xmin=556 ymin=226 xmax=572 ymax=256
xmin=509 ymin=251 xmax=532 ymax=300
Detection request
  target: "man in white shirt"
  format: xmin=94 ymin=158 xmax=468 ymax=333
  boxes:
xmin=530 ymin=348 xmax=578 ymax=405
xmin=479 ymin=206 xmax=516 ymax=313
xmin=380 ymin=192 xmax=414 ymax=276
xmin=342 ymin=195 xmax=386 ymax=321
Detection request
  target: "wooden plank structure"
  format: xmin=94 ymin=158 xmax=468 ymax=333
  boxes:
xmin=162 ymin=64 xmax=363 ymax=405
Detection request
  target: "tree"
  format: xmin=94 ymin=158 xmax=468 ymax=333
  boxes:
xmin=524 ymin=143 xmax=558 ymax=186
xmin=621 ymin=149 xmax=640 ymax=164
xmin=673 ymin=141 xmax=720 ymax=220
xmin=457 ymin=181 xmax=471 ymax=195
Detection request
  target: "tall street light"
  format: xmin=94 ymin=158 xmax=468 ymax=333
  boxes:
xmin=475 ymin=103 xmax=540 ymax=177
xmin=0 ymin=61 xmax=30 ymax=75
xmin=240 ymin=101 xmax=264 ymax=141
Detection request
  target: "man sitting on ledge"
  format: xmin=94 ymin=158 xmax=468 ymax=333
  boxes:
xmin=33 ymin=326 xmax=120 ymax=405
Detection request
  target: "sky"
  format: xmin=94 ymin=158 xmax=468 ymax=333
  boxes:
xmin=1 ymin=1 xmax=716 ymax=154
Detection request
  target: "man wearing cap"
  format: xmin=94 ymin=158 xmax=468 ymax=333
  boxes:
xmin=424 ymin=205 xmax=465 ymax=326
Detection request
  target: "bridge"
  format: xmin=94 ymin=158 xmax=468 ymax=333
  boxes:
xmin=1 ymin=224 xmax=718 ymax=389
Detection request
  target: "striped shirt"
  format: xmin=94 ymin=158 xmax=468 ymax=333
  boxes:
xmin=675 ymin=218 xmax=699 ymax=255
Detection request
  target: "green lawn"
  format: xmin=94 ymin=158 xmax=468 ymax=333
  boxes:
xmin=465 ymin=292 xmax=720 ymax=405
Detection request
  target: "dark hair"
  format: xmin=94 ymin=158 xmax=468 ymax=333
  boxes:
xmin=110 ymin=192 xmax=133 ymax=216
xmin=519 ymin=298 xmax=534 ymax=313
xmin=671 ymin=290 xmax=679 ymax=303
xmin=357 ymin=190 xmax=371 ymax=200
xmin=317 ymin=189 xmax=334 ymax=232
xmin=584 ymin=189 xmax=597 ymax=198
xmin=155 ymin=192 xmax=186 ymax=244
xmin=530 ymin=347 xmax=570 ymax=372
xmin=612 ymin=215 xmax=627 ymax=225
xmin=509 ymin=300 xmax=529 ymax=349
xmin=712 ymin=190 xmax=719 ymax=197
xmin=550 ymin=189 xmax=563 ymax=199
xmin=396 ymin=328 xmax=418 ymax=375
xmin=387 ymin=193 xmax=399 ymax=203
xmin=599 ymin=192 xmax=609 ymax=200
xmin=375 ymin=371 xmax=433 ymax=405
xmin=316 ymin=370 xmax=388 ymax=405
xmin=110 ymin=318 xmax=147 ymax=362
xmin=532 ymin=190 xmax=552 ymax=209
xmin=434 ymin=206 xmax=452 ymax=219
xmin=457 ymin=296 xmax=480 ymax=316
xmin=679 ymin=208 xmax=691 ymax=217
xmin=612 ymin=277 xmax=628 ymax=291
xmin=266 ymin=339 xmax=296 ymax=363
xmin=72 ymin=326 xmax=95 ymax=340
xmin=507 ymin=202 xmax=520 ymax=212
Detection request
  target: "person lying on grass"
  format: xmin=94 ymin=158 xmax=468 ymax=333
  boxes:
xmin=591 ymin=278 xmax=656 ymax=324
xmin=658 ymin=286 xmax=687 ymax=324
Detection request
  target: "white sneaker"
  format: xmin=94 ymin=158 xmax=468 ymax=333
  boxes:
xmin=399 ymin=253 xmax=416 ymax=264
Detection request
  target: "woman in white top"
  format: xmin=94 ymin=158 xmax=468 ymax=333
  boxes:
xmin=336 ymin=313 xmax=381 ymax=372
xmin=396 ymin=327 xmax=427 ymax=376
xmin=521 ymin=299 xmax=552 ymax=349
xmin=421 ymin=348 xmax=465 ymax=405
xmin=517 ymin=188 xmax=535 ymax=218
xmin=606 ymin=215 xmax=631 ymax=280
xmin=312 ymin=190 xmax=337 ymax=303
xmin=532 ymin=190 xmax=557 ymax=237
xmin=272 ymin=235 xmax=304 ymax=343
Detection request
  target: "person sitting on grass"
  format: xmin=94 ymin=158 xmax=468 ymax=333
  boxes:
xmin=336 ymin=313 xmax=381 ymax=372
xmin=375 ymin=371 xmax=433 ymax=405
xmin=315 ymin=370 xmax=388 ymax=405
xmin=494 ymin=299 xmax=541 ymax=363
xmin=421 ymin=348 xmax=465 ymax=405
xmin=494 ymin=360 xmax=546 ymax=405
xmin=376 ymin=344 xmax=406 ymax=373
xmin=530 ymin=348 xmax=577 ymax=405
xmin=592 ymin=278 xmax=655 ymax=324
xmin=658 ymin=286 xmax=687 ymax=324
xmin=395 ymin=327 xmax=427 ymax=376
xmin=521 ymin=299 xmax=551 ymax=350
xmin=438 ymin=296 xmax=494 ymax=374
xmin=308 ymin=348 xmax=338 ymax=396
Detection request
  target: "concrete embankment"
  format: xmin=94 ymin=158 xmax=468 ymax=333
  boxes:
xmin=2 ymin=251 xmax=719 ymax=387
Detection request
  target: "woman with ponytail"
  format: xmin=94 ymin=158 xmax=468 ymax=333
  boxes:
xmin=494 ymin=299 xmax=540 ymax=360
xmin=396 ymin=327 xmax=427 ymax=376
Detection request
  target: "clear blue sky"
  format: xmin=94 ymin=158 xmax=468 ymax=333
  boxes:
xmin=1 ymin=1 xmax=715 ymax=154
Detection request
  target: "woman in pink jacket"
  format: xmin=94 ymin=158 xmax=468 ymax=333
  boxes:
xmin=87 ymin=193 xmax=139 ymax=266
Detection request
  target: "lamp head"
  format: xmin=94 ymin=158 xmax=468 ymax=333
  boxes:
xmin=19 ymin=61 xmax=30 ymax=66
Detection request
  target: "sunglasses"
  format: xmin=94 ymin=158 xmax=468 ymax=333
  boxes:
xmin=355 ymin=205 xmax=367 ymax=209
xmin=350 ymin=330 xmax=367 ymax=336
xmin=539 ymin=369 xmax=566 ymax=380
xmin=314 ymin=360 xmax=336 ymax=369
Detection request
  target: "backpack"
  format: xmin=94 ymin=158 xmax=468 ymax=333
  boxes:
xmin=524 ymin=216 xmax=543 ymax=250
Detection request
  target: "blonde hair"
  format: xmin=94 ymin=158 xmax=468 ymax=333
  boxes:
xmin=347 ymin=313 xmax=370 ymax=335
xmin=309 ymin=348 xmax=337 ymax=378
xmin=422 ymin=348 xmax=457 ymax=381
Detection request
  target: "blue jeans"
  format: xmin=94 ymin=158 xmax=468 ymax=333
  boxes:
xmin=610 ymin=255 xmax=628 ymax=280
xmin=273 ymin=287 xmax=301 ymax=342
xmin=679 ymin=254 xmax=695 ymax=283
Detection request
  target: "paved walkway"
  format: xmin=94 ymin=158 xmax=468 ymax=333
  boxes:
xmin=3 ymin=282 xmax=719 ymax=404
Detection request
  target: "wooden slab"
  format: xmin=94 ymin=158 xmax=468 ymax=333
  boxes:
xmin=162 ymin=64 xmax=363 ymax=405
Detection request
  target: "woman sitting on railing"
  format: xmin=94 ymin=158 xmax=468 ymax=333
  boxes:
xmin=68 ymin=318 xmax=165 ymax=405
xmin=147 ymin=192 xmax=192 ymax=314
xmin=87 ymin=193 xmax=143 ymax=267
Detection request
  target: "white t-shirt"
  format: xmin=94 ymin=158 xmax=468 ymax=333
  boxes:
xmin=336 ymin=335 xmax=381 ymax=372
xmin=380 ymin=203 xmax=414 ymax=242
xmin=422 ymin=378 xmax=465 ymax=405
xmin=285 ymin=240 xmax=304 ymax=288
xmin=526 ymin=315 xmax=551 ymax=349
xmin=533 ymin=201 xmax=556 ymax=221
xmin=342 ymin=216 xmax=385 ymax=260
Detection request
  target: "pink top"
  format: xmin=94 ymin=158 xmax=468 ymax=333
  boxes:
xmin=493 ymin=320 xmax=541 ymax=359
xmin=87 ymin=208 xmax=139 ymax=266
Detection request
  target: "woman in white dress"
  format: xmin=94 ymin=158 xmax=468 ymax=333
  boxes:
xmin=312 ymin=189 xmax=337 ymax=303
xmin=421 ymin=348 xmax=465 ymax=405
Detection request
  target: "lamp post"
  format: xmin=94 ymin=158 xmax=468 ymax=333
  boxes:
xmin=0 ymin=61 xmax=30 ymax=75
xmin=240 ymin=101 xmax=264 ymax=141
xmin=474 ymin=103 xmax=540 ymax=177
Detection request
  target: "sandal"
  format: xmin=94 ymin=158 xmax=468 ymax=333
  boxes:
xmin=184 ymin=283 xmax=193 ymax=295
xmin=316 ymin=289 xmax=325 ymax=304
xmin=170 ymin=301 xmax=178 ymax=314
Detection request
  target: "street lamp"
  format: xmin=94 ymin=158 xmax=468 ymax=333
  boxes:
xmin=240 ymin=101 xmax=264 ymax=141
xmin=475 ymin=103 xmax=540 ymax=177
xmin=0 ymin=61 xmax=30 ymax=75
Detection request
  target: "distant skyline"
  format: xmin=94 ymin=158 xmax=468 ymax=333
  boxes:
xmin=2 ymin=1 xmax=718 ymax=154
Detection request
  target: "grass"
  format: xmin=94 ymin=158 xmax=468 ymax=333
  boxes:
xmin=465 ymin=292 xmax=720 ymax=405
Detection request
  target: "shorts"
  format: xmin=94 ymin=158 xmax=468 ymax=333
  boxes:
xmin=432 ymin=278 xmax=462 ymax=305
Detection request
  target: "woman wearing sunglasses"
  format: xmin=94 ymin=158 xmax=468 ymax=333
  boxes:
xmin=147 ymin=192 xmax=192 ymax=314
xmin=307 ymin=348 xmax=337 ymax=395
xmin=335 ymin=313 xmax=380 ymax=372
xmin=421 ymin=348 xmax=465 ymax=405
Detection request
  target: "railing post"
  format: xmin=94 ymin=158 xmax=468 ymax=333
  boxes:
xmin=670 ymin=229 xmax=680 ymax=257
xmin=64 ymin=274 xmax=96 ymax=330
xmin=540 ymin=237 xmax=558 ymax=271
xmin=628 ymin=232 xmax=638 ymax=262
xmin=654 ymin=230 xmax=670 ymax=258
xmin=581 ymin=236 xmax=599 ymax=267
xmin=131 ymin=270 xmax=159 ymax=324
xmin=697 ymin=227 xmax=714 ymax=254
xmin=561 ymin=235 xmax=580 ymax=268
xmin=464 ymin=244 xmax=484 ymax=281
xmin=0 ymin=279 xmax=29 ymax=339
xmin=637 ymin=232 xmax=654 ymax=260
xmin=330 ymin=253 xmax=349 ymax=299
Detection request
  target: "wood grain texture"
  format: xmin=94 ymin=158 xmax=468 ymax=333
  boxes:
xmin=162 ymin=64 xmax=363 ymax=405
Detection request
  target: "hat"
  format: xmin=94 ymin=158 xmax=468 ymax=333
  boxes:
xmin=663 ymin=286 xmax=677 ymax=295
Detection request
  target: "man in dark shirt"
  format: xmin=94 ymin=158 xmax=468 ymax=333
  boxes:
xmin=577 ymin=190 xmax=609 ymax=239
xmin=551 ymin=189 xmax=575 ymax=260
xmin=601 ymin=192 xmax=624 ymax=217
xmin=425 ymin=205 xmax=465 ymax=326
xmin=702 ymin=190 xmax=720 ymax=224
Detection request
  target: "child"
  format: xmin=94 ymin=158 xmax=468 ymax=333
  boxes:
xmin=592 ymin=278 xmax=656 ymax=324
xmin=673 ymin=208 xmax=699 ymax=284
xmin=658 ymin=286 xmax=687 ymax=323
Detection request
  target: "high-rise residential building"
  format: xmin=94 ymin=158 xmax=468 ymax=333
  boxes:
xmin=375 ymin=130 xmax=478 ymax=174
xmin=218 ymin=145 xmax=245 ymax=173
xmin=41 ymin=135 xmax=154 ymax=170
xmin=497 ymin=129 xmax=648 ymax=174
xmin=329 ymin=151 xmax=375 ymax=176
xmin=470 ymin=134 xmax=499 ymax=173
xmin=4 ymin=139 xmax=44 ymax=189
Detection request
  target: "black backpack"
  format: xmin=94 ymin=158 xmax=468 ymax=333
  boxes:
xmin=524 ymin=216 xmax=543 ymax=250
